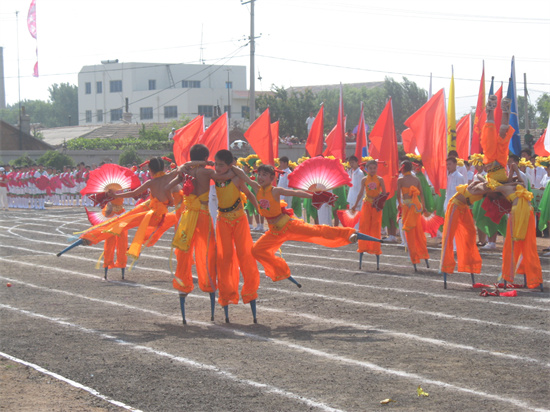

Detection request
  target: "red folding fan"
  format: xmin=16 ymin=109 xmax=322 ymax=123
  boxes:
xmin=85 ymin=208 xmax=110 ymax=226
xmin=372 ymin=193 xmax=389 ymax=212
xmin=34 ymin=175 xmax=50 ymax=191
xmin=288 ymin=157 xmax=351 ymax=192
xmin=420 ymin=212 xmax=445 ymax=238
xmin=81 ymin=164 xmax=141 ymax=195
xmin=337 ymin=209 xmax=361 ymax=228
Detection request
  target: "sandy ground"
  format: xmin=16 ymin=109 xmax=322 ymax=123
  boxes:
xmin=0 ymin=207 xmax=549 ymax=411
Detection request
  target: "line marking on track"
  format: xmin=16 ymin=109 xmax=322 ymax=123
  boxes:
xmin=1 ymin=303 xmax=548 ymax=412
xmin=3 ymin=275 xmax=548 ymax=368
xmin=0 ymin=352 xmax=143 ymax=412
xmin=0 ymin=305 xmax=344 ymax=412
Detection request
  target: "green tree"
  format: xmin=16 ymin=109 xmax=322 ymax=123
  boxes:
xmin=119 ymin=147 xmax=143 ymax=166
xmin=517 ymin=96 xmax=537 ymax=130
xmin=9 ymin=154 xmax=35 ymax=167
xmin=536 ymin=93 xmax=550 ymax=128
xmin=49 ymin=83 xmax=79 ymax=126
xmin=37 ymin=151 xmax=74 ymax=170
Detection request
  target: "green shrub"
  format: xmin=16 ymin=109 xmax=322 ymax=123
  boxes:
xmin=119 ymin=147 xmax=142 ymax=166
xmin=36 ymin=151 xmax=74 ymax=170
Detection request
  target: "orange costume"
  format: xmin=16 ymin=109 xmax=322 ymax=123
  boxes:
xmin=102 ymin=198 xmax=127 ymax=269
xmin=440 ymin=185 xmax=483 ymax=274
xmin=481 ymin=123 xmax=515 ymax=182
xmin=501 ymin=185 xmax=543 ymax=289
xmin=401 ymin=183 xmax=429 ymax=265
xmin=252 ymin=185 xmax=355 ymax=281
xmin=172 ymin=191 xmax=217 ymax=295
xmin=215 ymin=179 xmax=259 ymax=306
xmin=357 ymin=174 xmax=383 ymax=255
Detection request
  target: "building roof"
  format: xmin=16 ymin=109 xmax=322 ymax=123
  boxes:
xmin=0 ymin=121 xmax=53 ymax=151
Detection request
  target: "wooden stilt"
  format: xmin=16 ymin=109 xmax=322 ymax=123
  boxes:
xmin=376 ymin=254 xmax=380 ymax=271
xmin=359 ymin=252 xmax=364 ymax=270
xmin=209 ymin=293 xmax=216 ymax=321
xmin=121 ymin=268 xmax=125 ymax=280
xmin=425 ymin=259 xmax=430 ymax=268
xmin=443 ymin=272 xmax=447 ymax=289
xmin=470 ymin=273 xmax=475 ymax=285
xmin=250 ymin=300 xmax=257 ymax=323
xmin=223 ymin=305 xmax=229 ymax=323
xmin=413 ymin=263 xmax=417 ymax=272
xmin=288 ymin=276 xmax=302 ymax=288
xmin=179 ymin=294 xmax=187 ymax=325
xmin=104 ymin=267 xmax=108 ymax=280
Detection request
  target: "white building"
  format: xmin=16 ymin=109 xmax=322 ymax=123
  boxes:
xmin=77 ymin=62 xmax=250 ymax=126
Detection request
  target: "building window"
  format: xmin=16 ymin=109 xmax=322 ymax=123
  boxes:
xmin=96 ymin=81 xmax=102 ymax=94
xmin=85 ymin=110 xmax=92 ymax=123
xmin=85 ymin=82 xmax=91 ymax=94
xmin=198 ymin=105 xmax=213 ymax=117
xmin=148 ymin=80 xmax=156 ymax=90
xmin=110 ymin=108 xmax=123 ymax=122
xmin=140 ymin=107 xmax=153 ymax=120
xmin=110 ymin=80 xmax=122 ymax=93
xmin=241 ymin=106 xmax=250 ymax=119
xmin=182 ymin=80 xmax=201 ymax=88
xmin=164 ymin=106 xmax=178 ymax=119
xmin=97 ymin=109 xmax=103 ymax=122
xmin=225 ymin=81 xmax=233 ymax=89
xmin=224 ymin=106 xmax=231 ymax=117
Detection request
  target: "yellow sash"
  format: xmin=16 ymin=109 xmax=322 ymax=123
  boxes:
xmin=172 ymin=193 xmax=209 ymax=251
xmin=508 ymin=185 xmax=533 ymax=241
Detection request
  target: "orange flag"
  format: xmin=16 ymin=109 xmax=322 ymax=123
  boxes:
xmin=198 ymin=113 xmax=228 ymax=162
xmin=455 ymin=114 xmax=471 ymax=159
xmin=534 ymin=117 xmax=550 ymax=156
xmin=271 ymin=121 xmax=279 ymax=159
xmin=172 ymin=116 xmax=204 ymax=165
xmin=368 ymin=98 xmax=398 ymax=198
xmin=401 ymin=128 xmax=417 ymax=154
xmin=244 ymin=108 xmax=274 ymax=165
xmin=404 ymin=89 xmax=447 ymax=195
xmin=355 ymin=102 xmax=367 ymax=159
xmin=323 ymin=84 xmax=346 ymax=160
xmin=306 ymin=105 xmax=324 ymax=157
xmin=471 ymin=64 xmax=485 ymax=154
xmin=493 ymin=84 xmax=503 ymax=130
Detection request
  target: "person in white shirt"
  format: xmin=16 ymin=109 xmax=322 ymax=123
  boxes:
xmin=448 ymin=150 xmax=468 ymax=184
xmin=305 ymin=112 xmax=315 ymax=134
xmin=346 ymin=156 xmax=364 ymax=229
xmin=444 ymin=157 xmax=464 ymax=211
xmin=277 ymin=156 xmax=292 ymax=204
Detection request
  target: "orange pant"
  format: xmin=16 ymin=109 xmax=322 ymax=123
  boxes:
xmin=252 ymin=218 xmax=355 ymax=281
xmin=173 ymin=211 xmax=217 ymax=295
xmin=103 ymin=231 xmax=128 ymax=269
xmin=402 ymin=203 xmax=429 ymax=264
xmin=216 ymin=212 xmax=259 ymax=306
xmin=440 ymin=202 xmax=481 ymax=274
xmin=357 ymin=201 xmax=382 ymax=255
xmin=502 ymin=210 xmax=543 ymax=289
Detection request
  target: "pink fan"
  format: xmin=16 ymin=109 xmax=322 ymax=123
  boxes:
xmin=288 ymin=157 xmax=351 ymax=192
xmin=372 ymin=193 xmax=389 ymax=212
xmin=81 ymin=164 xmax=141 ymax=195
xmin=85 ymin=208 xmax=109 ymax=226
xmin=337 ymin=209 xmax=360 ymax=228
xmin=35 ymin=175 xmax=50 ymax=191
xmin=61 ymin=175 xmax=75 ymax=188
xmin=421 ymin=213 xmax=445 ymax=238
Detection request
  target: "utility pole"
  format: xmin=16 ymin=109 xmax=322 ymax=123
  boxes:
xmin=226 ymin=69 xmax=231 ymax=121
xmin=523 ymin=73 xmax=529 ymax=132
xmin=241 ymin=0 xmax=256 ymax=122
xmin=16 ymin=11 xmax=22 ymax=150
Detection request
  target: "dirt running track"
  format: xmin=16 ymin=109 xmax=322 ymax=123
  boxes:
xmin=1 ymin=208 xmax=549 ymax=411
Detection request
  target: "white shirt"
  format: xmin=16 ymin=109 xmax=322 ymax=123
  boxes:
xmin=306 ymin=116 xmax=315 ymax=133
xmin=347 ymin=167 xmax=365 ymax=205
xmin=457 ymin=165 xmax=469 ymax=184
xmin=533 ymin=166 xmax=546 ymax=189
xmin=540 ymin=173 xmax=550 ymax=189
xmin=444 ymin=170 xmax=464 ymax=210
xmin=278 ymin=167 xmax=291 ymax=203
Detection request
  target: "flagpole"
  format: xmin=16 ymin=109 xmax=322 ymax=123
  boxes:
xmin=523 ymin=73 xmax=529 ymax=132
xmin=16 ymin=10 xmax=22 ymax=150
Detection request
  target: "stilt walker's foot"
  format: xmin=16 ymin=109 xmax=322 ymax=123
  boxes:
xmin=179 ymin=294 xmax=187 ymax=325
xmin=470 ymin=273 xmax=475 ymax=285
xmin=443 ymin=272 xmax=448 ymax=289
xmin=349 ymin=233 xmax=358 ymax=243
xmin=288 ymin=276 xmax=302 ymax=288
xmin=359 ymin=252 xmax=363 ymax=270
xmin=121 ymin=268 xmax=125 ymax=280
xmin=209 ymin=293 xmax=216 ymax=321
xmin=376 ymin=254 xmax=380 ymax=271
xmin=501 ymin=97 xmax=511 ymax=113
xmin=250 ymin=300 xmax=257 ymax=324
xmin=224 ymin=305 xmax=230 ymax=323
xmin=425 ymin=259 xmax=429 ymax=268
xmin=104 ymin=267 xmax=108 ymax=280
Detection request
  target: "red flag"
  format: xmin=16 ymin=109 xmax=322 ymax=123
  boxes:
xmin=404 ymin=89 xmax=447 ymax=195
xmin=27 ymin=0 xmax=37 ymax=39
xmin=368 ymin=99 xmax=399 ymax=198
xmin=494 ymin=85 xmax=503 ymax=130
xmin=401 ymin=128 xmax=417 ymax=154
xmin=471 ymin=64 xmax=485 ymax=154
xmin=534 ymin=117 xmax=550 ymax=156
xmin=323 ymin=84 xmax=346 ymax=160
xmin=271 ymin=121 xmax=279 ymax=159
xmin=198 ymin=113 xmax=229 ymax=162
xmin=455 ymin=114 xmax=471 ymax=159
xmin=173 ymin=116 xmax=204 ymax=165
xmin=244 ymin=108 xmax=274 ymax=165
xmin=355 ymin=102 xmax=367 ymax=159
xmin=306 ymin=105 xmax=324 ymax=157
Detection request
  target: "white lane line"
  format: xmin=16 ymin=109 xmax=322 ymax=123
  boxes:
xmin=3 ymin=275 xmax=548 ymax=369
xmin=0 ymin=351 xmax=143 ymax=412
xmin=0 ymin=304 xmax=344 ymax=412
xmin=1 ymin=303 xmax=547 ymax=412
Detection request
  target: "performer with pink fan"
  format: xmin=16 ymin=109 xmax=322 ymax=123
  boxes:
xmin=351 ymin=159 xmax=388 ymax=270
xmin=233 ymin=158 xmax=382 ymax=288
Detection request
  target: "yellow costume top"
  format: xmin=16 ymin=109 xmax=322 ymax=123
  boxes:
xmin=363 ymin=174 xmax=382 ymax=203
xmin=215 ymin=178 xmax=244 ymax=220
xmin=506 ymin=185 xmax=533 ymax=241
xmin=257 ymin=185 xmax=282 ymax=218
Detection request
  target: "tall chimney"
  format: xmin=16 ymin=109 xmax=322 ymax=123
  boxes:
xmin=0 ymin=47 xmax=6 ymax=109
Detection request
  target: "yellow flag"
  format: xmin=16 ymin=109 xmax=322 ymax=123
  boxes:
xmin=447 ymin=67 xmax=456 ymax=153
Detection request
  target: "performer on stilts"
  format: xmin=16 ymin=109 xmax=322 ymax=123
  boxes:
xmin=233 ymin=163 xmax=382 ymax=288
xmin=351 ymin=159 xmax=387 ymax=270
xmin=396 ymin=160 xmax=429 ymax=271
